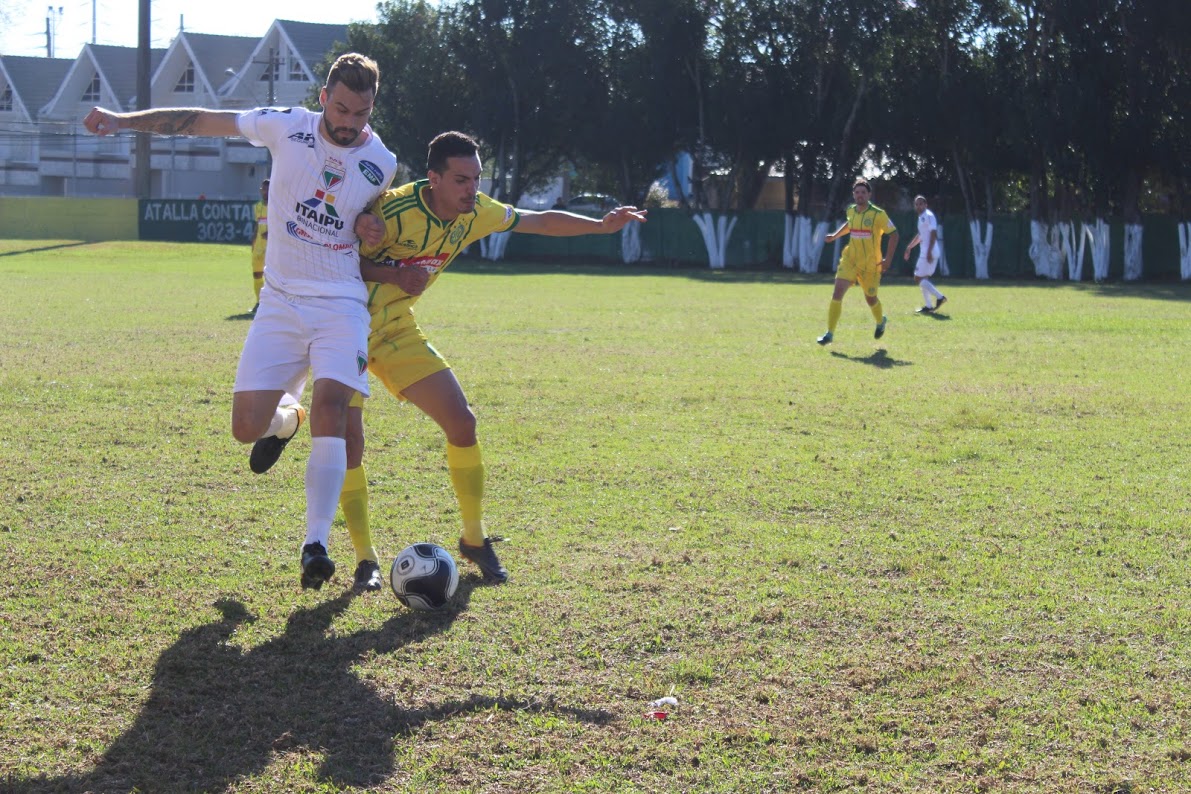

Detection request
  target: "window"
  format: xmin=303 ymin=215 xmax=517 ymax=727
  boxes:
xmin=0 ymin=85 xmax=12 ymax=112
xmin=82 ymin=74 xmax=100 ymax=102
xmin=174 ymin=64 xmax=195 ymax=93
xmin=288 ymin=53 xmax=305 ymax=81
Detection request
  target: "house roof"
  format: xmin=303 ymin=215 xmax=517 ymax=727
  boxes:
xmin=275 ymin=20 xmax=350 ymax=77
xmin=89 ymin=43 xmax=167 ymax=107
xmin=0 ymin=56 xmax=73 ymax=118
xmin=177 ymin=32 xmax=259 ymax=95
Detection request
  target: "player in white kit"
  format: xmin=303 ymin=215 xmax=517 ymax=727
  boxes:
xmin=84 ymin=53 xmax=397 ymax=590
xmin=903 ymin=195 xmax=948 ymax=313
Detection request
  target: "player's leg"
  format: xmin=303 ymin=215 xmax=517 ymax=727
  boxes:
xmin=916 ymin=255 xmax=945 ymax=308
xmin=297 ymin=296 xmax=372 ymax=590
xmin=342 ymin=397 xmax=382 ymax=592
xmin=402 ymin=369 xmax=508 ymax=584
xmin=251 ymin=252 xmax=264 ymax=313
xmin=819 ymin=274 xmax=852 ymax=345
xmin=860 ymin=268 xmax=887 ymax=339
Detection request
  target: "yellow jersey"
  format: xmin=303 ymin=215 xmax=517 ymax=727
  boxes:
xmin=842 ymin=203 xmax=895 ymax=265
xmin=360 ymin=180 xmax=519 ymax=320
xmin=251 ymin=200 xmax=268 ymax=258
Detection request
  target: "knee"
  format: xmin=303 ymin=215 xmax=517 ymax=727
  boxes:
xmin=444 ymin=407 xmax=478 ymax=448
xmin=231 ymin=414 xmax=261 ymax=444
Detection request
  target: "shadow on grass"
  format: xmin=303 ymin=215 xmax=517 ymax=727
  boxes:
xmin=13 ymin=584 xmax=611 ymax=793
xmin=829 ymin=348 xmax=912 ymax=369
xmin=0 ymin=242 xmax=92 ymax=258
xmin=225 ymin=310 xmax=255 ymax=321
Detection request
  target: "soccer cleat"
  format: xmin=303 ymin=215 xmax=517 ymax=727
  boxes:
xmin=816 ymin=331 xmax=833 ymax=345
xmin=459 ymin=537 xmax=509 ymax=584
xmin=916 ymin=305 xmax=934 ymax=314
xmin=249 ymin=405 xmax=306 ymax=474
xmin=300 ymin=542 xmax=335 ymax=590
xmin=934 ymin=295 xmax=947 ymax=310
xmin=353 ymin=559 xmax=383 ymax=592
xmin=874 ymin=316 xmax=888 ymax=339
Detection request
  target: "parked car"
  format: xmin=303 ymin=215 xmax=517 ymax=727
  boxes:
xmin=565 ymin=194 xmax=620 ymax=215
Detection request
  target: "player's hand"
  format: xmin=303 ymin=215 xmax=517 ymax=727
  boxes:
xmin=396 ymin=266 xmax=430 ymax=296
xmin=354 ymin=212 xmax=385 ymax=247
xmin=83 ymin=107 xmax=121 ymax=136
xmin=903 ymin=249 xmax=910 ymax=261
xmin=601 ymin=206 xmax=648 ymax=232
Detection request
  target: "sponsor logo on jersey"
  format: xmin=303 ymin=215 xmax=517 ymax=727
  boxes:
xmin=286 ymin=221 xmax=356 ymax=252
xmin=358 ymin=160 xmax=384 ymax=186
xmin=296 ymin=162 xmax=347 ymax=227
xmin=377 ymin=253 xmax=450 ymax=273
xmin=287 ymin=131 xmax=315 ymax=148
xmin=851 ymin=229 xmax=873 ymax=239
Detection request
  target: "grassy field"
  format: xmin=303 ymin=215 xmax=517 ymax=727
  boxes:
xmin=1 ymin=240 xmax=1188 ymax=793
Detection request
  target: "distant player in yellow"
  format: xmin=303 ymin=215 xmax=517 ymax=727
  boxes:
xmin=249 ymin=179 xmax=269 ymax=315
xmin=817 ymin=178 xmax=899 ymax=344
xmin=251 ymin=131 xmax=647 ymax=590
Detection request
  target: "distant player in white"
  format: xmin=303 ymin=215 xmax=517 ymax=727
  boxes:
xmin=904 ymin=195 xmax=948 ymax=313
xmin=83 ymin=53 xmax=397 ymax=590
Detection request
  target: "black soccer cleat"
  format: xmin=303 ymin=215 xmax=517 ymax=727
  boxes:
xmin=916 ymin=305 xmax=933 ymax=314
xmin=250 ymin=405 xmax=306 ymax=474
xmin=934 ymin=295 xmax=947 ymax=310
xmin=874 ymin=316 xmax=888 ymax=339
xmin=353 ymin=559 xmax=383 ymax=592
xmin=300 ymin=542 xmax=335 ymax=590
xmin=459 ymin=537 xmax=509 ymax=584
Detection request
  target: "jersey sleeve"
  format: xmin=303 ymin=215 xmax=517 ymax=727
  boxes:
xmin=236 ymin=108 xmax=292 ymax=149
xmin=469 ymin=194 xmax=519 ymax=242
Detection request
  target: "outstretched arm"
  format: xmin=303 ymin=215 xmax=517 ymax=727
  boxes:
xmin=824 ymin=221 xmax=850 ymax=243
xmin=83 ymin=106 xmax=241 ymax=138
xmin=515 ymin=206 xmax=647 ymax=237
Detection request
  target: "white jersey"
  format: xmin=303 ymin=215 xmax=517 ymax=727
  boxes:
xmin=917 ymin=208 xmax=939 ymax=260
xmin=237 ymin=107 xmax=396 ymax=300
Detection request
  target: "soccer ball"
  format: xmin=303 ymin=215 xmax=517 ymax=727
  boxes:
xmin=389 ymin=543 xmax=459 ymax=610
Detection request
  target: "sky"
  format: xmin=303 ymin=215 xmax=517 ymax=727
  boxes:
xmin=0 ymin=0 xmax=388 ymax=59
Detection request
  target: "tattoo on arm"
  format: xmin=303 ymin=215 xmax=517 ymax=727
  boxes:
xmin=135 ymin=110 xmax=204 ymax=136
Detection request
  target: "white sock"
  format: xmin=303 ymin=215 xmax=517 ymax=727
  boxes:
xmin=264 ymin=405 xmax=300 ymax=440
xmin=304 ymin=436 xmax=346 ymax=548
xmin=920 ymin=281 xmax=933 ymax=306
xmin=922 ymin=279 xmax=944 ymax=300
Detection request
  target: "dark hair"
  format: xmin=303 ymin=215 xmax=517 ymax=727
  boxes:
xmin=853 ymin=178 xmax=871 ymax=191
xmin=325 ymin=53 xmax=379 ymax=96
xmin=427 ymin=131 xmax=480 ymax=174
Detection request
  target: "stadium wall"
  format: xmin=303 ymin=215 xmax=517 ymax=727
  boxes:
xmin=0 ymin=197 xmax=138 ymax=241
xmin=505 ymin=209 xmax=1184 ymax=281
xmin=0 ymin=199 xmax=1182 ymax=280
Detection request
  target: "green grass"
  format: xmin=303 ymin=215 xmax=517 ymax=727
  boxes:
xmin=1 ymin=240 xmax=1189 ymax=793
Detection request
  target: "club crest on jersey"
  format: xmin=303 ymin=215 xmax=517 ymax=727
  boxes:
xmin=448 ymin=224 xmax=466 ymax=244
xmin=357 ymin=351 xmax=368 ymax=375
xmin=296 ymin=162 xmax=347 ymax=227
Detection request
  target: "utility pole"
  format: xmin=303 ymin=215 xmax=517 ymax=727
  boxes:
xmin=134 ymin=0 xmax=151 ymax=198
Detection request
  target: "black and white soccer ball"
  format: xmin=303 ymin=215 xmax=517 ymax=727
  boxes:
xmin=389 ymin=543 xmax=459 ymax=610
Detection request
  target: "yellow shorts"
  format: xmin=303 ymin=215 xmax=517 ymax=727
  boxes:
xmin=349 ymin=310 xmax=450 ymax=409
xmin=836 ymin=251 xmax=882 ymax=298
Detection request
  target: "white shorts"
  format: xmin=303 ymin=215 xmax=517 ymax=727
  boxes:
xmin=914 ymin=251 xmax=940 ymax=278
xmin=233 ymin=285 xmax=371 ymax=397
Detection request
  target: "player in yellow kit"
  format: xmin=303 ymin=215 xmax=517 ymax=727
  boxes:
xmin=251 ymin=131 xmax=647 ymax=589
xmin=817 ymin=178 xmax=899 ymax=345
xmin=249 ymin=179 xmax=269 ymax=315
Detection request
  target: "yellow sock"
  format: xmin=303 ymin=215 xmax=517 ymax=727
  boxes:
xmin=827 ymin=300 xmax=843 ymax=332
xmin=447 ymin=442 xmax=486 ymax=546
xmin=340 ymin=465 xmax=377 ymax=563
xmin=253 ymin=273 xmax=264 ymax=301
xmin=870 ymin=300 xmax=884 ymax=323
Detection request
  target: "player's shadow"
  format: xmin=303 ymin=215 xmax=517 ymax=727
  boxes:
xmin=225 ymin=309 xmax=256 ymax=321
xmin=829 ymin=348 xmax=912 ymax=369
xmin=13 ymin=586 xmax=610 ymax=793
xmin=918 ymin=310 xmax=951 ymax=321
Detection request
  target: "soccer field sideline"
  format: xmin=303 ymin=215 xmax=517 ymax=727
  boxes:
xmin=1 ymin=241 xmax=1188 ymax=793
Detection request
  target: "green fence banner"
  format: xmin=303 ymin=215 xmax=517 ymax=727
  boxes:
xmin=138 ymin=199 xmax=256 ymax=243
